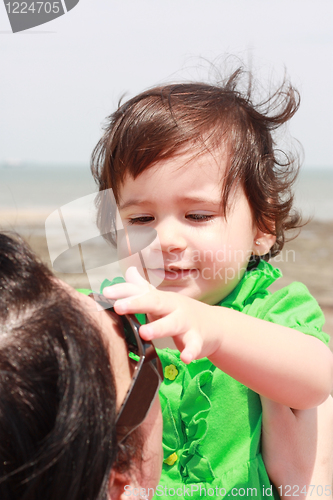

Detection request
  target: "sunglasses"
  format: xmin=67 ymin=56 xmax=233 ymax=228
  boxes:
xmin=89 ymin=293 xmax=163 ymax=444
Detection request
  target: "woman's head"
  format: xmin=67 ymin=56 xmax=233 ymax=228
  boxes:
xmin=0 ymin=233 xmax=162 ymax=499
xmin=91 ymin=67 xmax=302 ymax=259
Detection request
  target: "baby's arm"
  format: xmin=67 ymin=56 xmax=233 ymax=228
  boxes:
xmin=261 ymin=396 xmax=333 ymax=499
xmin=104 ymin=267 xmax=333 ymax=409
xmin=204 ymin=305 xmax=332 ymax=409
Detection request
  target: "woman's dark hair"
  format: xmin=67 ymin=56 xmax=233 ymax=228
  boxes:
xmin=0 ymin=233 xmax=137 ymax=499
xmin=91 ymin=67 xmax=302 ymax=258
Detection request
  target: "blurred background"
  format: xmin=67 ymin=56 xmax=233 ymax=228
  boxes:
xmin=0 ymin=0 xmax=332 ymax=339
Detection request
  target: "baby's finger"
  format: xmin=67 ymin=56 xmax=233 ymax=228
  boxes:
xmin=140 ymin=317 xmax=203 ymax=363
xmin=103 ymin=283 xmax=142 ymax=299
xmin=180 ymin=338 xmax=203 ymax=364
xmin=139 ymin=310 xmax=186 ymax=341
xmin=113 ymin=292 xmax=154 ymax=316
xmin=125 ymin=266 xmax=155 ymax=291
xmin=114 ymin=290 xmax=175 ymax=316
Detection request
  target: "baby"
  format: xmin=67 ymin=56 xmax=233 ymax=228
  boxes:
xmin=91 ymin=68 xmax=333 ymax=499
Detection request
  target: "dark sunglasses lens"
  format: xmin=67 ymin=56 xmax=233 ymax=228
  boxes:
xmin=121 ymin=316 xmax=139 ymax=353
xmin=116 ymin=362 xmax=161 ymax=436
xmin=151 ymin=355 xmax=164 ymax=380
xmin=123 ymin=322 xmax=164 ymax=380
xmin=89 ymin=293 xmax=139 ymax=353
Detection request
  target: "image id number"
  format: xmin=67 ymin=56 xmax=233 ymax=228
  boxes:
xmin=278 ymin=485 xmax=332 ymax=496
xmin=5 ymin=2 xmax=61 ymax=14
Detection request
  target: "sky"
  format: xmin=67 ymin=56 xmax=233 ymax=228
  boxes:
xmin=0 ymin=0 xmax=333 ymax=168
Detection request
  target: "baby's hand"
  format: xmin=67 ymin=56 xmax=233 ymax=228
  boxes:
xmin=103 ymin=267 xmax=219 ymax=364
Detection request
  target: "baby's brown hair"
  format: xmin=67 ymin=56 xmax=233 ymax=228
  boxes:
xmin=91 ymin=68 xmax=302 ymax=258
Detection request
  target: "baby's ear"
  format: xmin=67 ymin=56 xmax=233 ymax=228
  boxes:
xmin=252 ymin=230 xmax=276 ymax=257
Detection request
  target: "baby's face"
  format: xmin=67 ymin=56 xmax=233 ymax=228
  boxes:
xmin=117 ymin=149 xmax=261 ymax=304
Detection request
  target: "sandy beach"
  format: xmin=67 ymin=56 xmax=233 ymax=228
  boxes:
xmin=1 ymin=210 xmax=332 ymax=348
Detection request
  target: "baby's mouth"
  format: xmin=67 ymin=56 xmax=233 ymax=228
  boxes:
xmin=148 ymin=267 xmax=196 ymax=281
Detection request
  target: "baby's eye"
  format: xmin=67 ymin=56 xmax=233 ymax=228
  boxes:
xmin=186 ymin=214 xmax=214 ymax=222
xmin=128 ymin=216 xmax=155 ymax=225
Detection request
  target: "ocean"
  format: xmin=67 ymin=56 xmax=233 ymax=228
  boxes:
xmin=0 ymin=164 xmax=97 ymax=213
xmin=0 ymin=164 xmax=332 ymax=221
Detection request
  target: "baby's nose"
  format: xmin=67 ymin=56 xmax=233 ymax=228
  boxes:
xmin=156 ymin=219 xmax=187 ymax=253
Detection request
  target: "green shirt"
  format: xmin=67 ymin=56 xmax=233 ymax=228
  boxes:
xmin=100 ymin=261 xmax=329 ymax=500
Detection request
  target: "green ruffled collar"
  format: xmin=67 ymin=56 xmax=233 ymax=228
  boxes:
xmin=218 ymin=260 xmax=282 ymax=311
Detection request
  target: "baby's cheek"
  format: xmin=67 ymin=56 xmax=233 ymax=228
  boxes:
xmin=200 ymin=250 xmax=247 ymax=291
xmin=225 ymin=243 xmax=253 ymax=269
